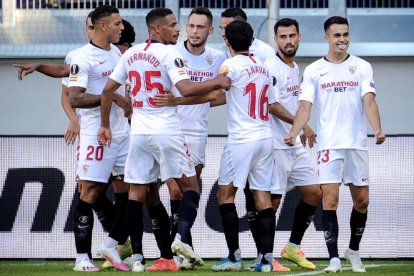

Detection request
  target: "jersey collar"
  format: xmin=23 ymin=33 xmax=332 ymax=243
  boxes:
xmin=184 ymin=40 xmax=206 ymax=56
xmin=143 ymin=39 xmax=162 ymax=51
xmin=324 ymin=54 xmax=350 ymax=64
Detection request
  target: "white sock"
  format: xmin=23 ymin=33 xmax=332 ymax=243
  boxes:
xmin=331 ymin=257 xmax=341 ymax=263
xmin=104 ymin=236 xmax=118 ymax=248
xmin=288 ymin=242 xmax=300 ymax=249
xmin=132 ymin=253 xmax=144 ymax=262
xmin=76 ymin=253 xmax=90 ymax=265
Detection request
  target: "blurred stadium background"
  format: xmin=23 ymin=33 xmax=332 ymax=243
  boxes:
xmin=0 ymin=0 xmax=413 ymax=260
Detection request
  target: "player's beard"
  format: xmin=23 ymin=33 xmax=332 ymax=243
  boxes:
xmin=169 ymin=36 xmax=178 ymax=45
xmin=188 ymin=38 xmax=207 ymax=48
xmin=280 ymin=44 xmax=298 ymax=57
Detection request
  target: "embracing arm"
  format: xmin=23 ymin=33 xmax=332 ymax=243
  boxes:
xmin=175 ymin=74 xmax=230 ymax=97
xmin=68 ymin=84 xmax=130 ymax=114
xmin=153 ymin=90 xmax=221 ymax=106
xmin=68 ymin=86 xmax=101 ymax=108
xmin=210 ymin=91 xmax=226 ymax=107
xmin=269 ymin=102 xmax=294 ymax=125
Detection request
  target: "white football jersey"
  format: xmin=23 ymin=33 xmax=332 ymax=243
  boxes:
xmin=68 ymin=43 xmax=129 ymax=136
xmin=174 ymin=41 xmax=226 ymax=137
xmin=221 ymin=54 xmax=277 ymax=144
xmin=62 ymin=49 xmax=76 ymax=87
xmin=300 ymin=55 xmax=376 ymax=151
xmin=226 ymin=38 xmax=275 ymax=63
xmin=62 ymin=49 xmax=81 ymax=118
xmin=265 ymin=53 xmax=301 ymax=149
xmin=110 ymin=40 xmax=190 ymax=135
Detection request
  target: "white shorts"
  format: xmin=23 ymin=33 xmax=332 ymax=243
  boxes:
xmin=317 ymin=149 xmax=370 ymax=186
xmin=125 ymin=134 xmax=196 ymax=184
xmin=218 ymin=138 xmax=276 ymax=191
xmin=77 ymin=133 xmax=129 ymax=183
xmin=272 ymin=146 xmax=318 ymax=194
xmin=184 ymin=134 xmax=207 ymax=167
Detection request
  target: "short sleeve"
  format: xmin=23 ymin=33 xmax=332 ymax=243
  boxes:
xmin=264 ymin=56 xmax=285 ymax=99
xmin=268 ymin=85 xmax=279 ymax=104
xmin=219 ymin=59 xmax=237 ymax=83
xmin=61 ymin=55 xmax=70 ymax=87
xmin=68 ymin=52 xmax=91 ymax=89
xmin=268 ymin=75 xmax=279 ymax=104
xmin=298 ymin=66 xmax=316 ymax=104
xmin=360 ymin=62 xmax=376 ymax=97
xmin=110 ymin=53 xmax=128 ymax=85
xmin=164 ymin=48 xmax=190 ymax=85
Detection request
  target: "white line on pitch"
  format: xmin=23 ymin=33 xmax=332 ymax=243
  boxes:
xmin=282 ymin=264 xmax=383 ymax=276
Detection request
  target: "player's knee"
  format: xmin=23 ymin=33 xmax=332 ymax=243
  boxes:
xmin=323 ymin=195 xmax=339 ymax=210
xmin=354 ymin=197 xmax=369 ymax=212
xmin=176 ymin=175 xmax=199 ymax=193
xmin=128 ymin=185 xmax=146 ymax=202
xmin=80 ymin=189 xmax=101 ymax=204
xmin=303 ymin=186 xmax=322 ymax=206
xmin=168 ymin=188 xmax=182 ymax=200
xmin=216 ymin=186 xmax=235 ymax=205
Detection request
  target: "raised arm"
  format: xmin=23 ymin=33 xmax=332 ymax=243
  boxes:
xmin=363 ymin=92 xmax=385 ymax=144
xmin=13 ymin=63 xmax=70 ymax=80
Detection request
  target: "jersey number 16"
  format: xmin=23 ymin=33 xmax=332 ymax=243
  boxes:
xmin=244 ymin=83 xmax=270 ymax=121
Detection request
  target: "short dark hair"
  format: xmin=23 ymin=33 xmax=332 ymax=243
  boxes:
xmin=274 ymin=18 xmax=299 ymax=35
xmin=86 ymin=11 xmax=94 ymax=26
xmin=146 ymin=8 xmax=173 ymax=27
xmin=324 ymin=16 xmax=348 ymax=33
xmin=221 ymin=7 xmax=247 ymax=21
xmin=225 ymin=20 xmax=253 ymax=52
xmin=87 ymin=10 xmax=94 ymax=19
xmin=114 ymin=19 xmax=135 ymax=47
xmin=91 ymin=5 xmax=119 ymax=25
xmin=189 ymin=7 xmax=213 ymax=25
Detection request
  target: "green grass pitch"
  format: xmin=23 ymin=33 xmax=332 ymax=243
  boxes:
xmin=0 ymin=259 xmax=413 ymax=275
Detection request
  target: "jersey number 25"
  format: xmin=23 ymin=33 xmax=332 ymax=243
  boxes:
xmin=129 ymin=70 xmax=166 ymax=108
